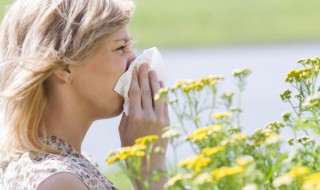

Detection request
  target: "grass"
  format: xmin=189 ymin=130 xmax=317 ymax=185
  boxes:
xmin=1 ymin=0 xmax=320 ymax=47
xmin=129 ymin=0 xmax=320 ymax=47
xmin=104 ymin=167 xmax=132 ymax=189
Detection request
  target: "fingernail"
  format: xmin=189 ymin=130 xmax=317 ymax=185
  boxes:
xmin=143 ymin=63 xmax=149 ymax=69
xmin=149 ymin=70 xmax=157 ymax=78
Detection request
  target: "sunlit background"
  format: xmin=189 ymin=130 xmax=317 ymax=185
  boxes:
xmin=1 ymin=0 xmax=320 ymax=189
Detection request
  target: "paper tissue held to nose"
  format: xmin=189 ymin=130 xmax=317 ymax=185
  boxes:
xmin=114 ymin=47 xmax=169 ymax=115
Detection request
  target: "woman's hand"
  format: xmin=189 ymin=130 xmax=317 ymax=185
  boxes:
xmin=118 ymin=63 xmax=169 ymax=148
xmin=118 ymin=63 xmax=170 ymax=189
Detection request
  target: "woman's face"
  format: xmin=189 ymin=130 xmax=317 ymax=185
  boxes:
xmin=71 ymin=26 xmax=135 ymax=119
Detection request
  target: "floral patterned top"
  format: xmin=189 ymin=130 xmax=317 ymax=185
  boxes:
xmin=0 ymin=136 xmax=118 ymax=190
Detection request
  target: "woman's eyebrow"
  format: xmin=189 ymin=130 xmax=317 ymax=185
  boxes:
xmin=114 ymin=36 xmax=134 ymax=43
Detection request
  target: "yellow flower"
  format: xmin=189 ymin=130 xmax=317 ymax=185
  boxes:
xmin=211 ymin=166 xmax=244 ymax=180
xmin=174 ymin=80 xmax=183 ymax=88
xmin=201 ymin=146 xmax=225 ymax=156
xmin=301 ymin=172 xmax=320 ymax=190
xmin=273 ymin=167 xmax=311 ymax=188
xmin=178 ymin=155 xmax=211 ymax=174
xmin=186 ymin=124 xmax=223 ymax=142
xmin=286 ymin=166 xmax=311 ymax=178
xmin=285 ymin=69 xmax=297 ymax=83
xmin=236 ymin=157 xmax=254 ymax=167
xmin=303 ymin=93 xmax=320 ymax=109
xmin=154 ymin=88 xmax=169 ymax=101
xmin=273 ymin=175 xmax=294 ymax=188
xmin=242 ymin=184 xmax=258 ymax=190
xmin=265 ymin=134 xmax=280 ymax=145
xmin=161 ymin=130 xmax=180 ymax=139
xmin=182 ymin=86 xmax=191 ymax=93
xmin=154 ymin=93 xmax=161 ymax=101
xmin=158 ymin=88 xmax=169 ymax=95
xmin=298 ymin=57 xmax=320 ymax=66
xmin=224 ymin=133 xmax=248 ymax=145
xmin=194 ymin=82 xmax=204 ymax=91
xmin=285 ymin=68 xmax=312 ymax=83
xmin=135 ymin=135 xmax=159 ymax=145
xmin=164 ymin=173 xmax=192 ymax=188
xmin=212 ymin=112 xmax=231 ymax=119
xmin=106 ymin=151 xmax=120 ymax=165
xmin=184 ymin=79 xmax=196 ymax=85
xmin=232 ymin=133 xmax=248 ymax=141
xmin=193 ymin=172 xmax=213 ymax=186
xmin=106 ymin=144 xmax=146 ymax=164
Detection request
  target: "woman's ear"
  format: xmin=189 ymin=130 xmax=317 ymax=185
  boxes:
xmin=52 ymin=65 xmax=72 ymax=83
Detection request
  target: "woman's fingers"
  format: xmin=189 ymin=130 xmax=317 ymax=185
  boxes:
xmin=129 ymin=67 xmax=142 ymax=112
xmin=138 ymin=64 xmax=153 ymax=110
xmin=149 ymin=70 xmax=163 ymax=115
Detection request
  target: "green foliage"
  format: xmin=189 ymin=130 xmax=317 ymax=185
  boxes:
xmin=0 ymin=0 xmax=11 ymax=20
xmin=130 ymin=0 xmax=320 ymax=47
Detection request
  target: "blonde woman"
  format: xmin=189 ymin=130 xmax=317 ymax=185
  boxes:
xmin=0 ymin=0 xmax=169 ymax=189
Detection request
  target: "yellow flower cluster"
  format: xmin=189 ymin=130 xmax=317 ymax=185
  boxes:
xmin=178 ymin=155 xmax=211 ymax=174
xmin=193 ymin=172 xmax=213 ymax=186
xmin=164 ymin=173 xmax=192 ymax=188
xmin=154 ymin=88 xmax=169 ymax=101
xmin=211 ymin=166 xmax=244 ymax=180
xmin=106 ymin=144 xmax=146 ymax=165
xmin=155 ymin=75 xmax=225 ymax=101
xmin=201 ymin=146 xmax=225 ymax=156
xmin=177 ymin=75 xmax=224 ymax=93
xmin=231 ymin=133 xmax=248 ymax=142
xmin=298 ymin=57 xmax=320 ymax=68
xmin=135 ymin=135 xmax=159 ymax=145
xmin=186 ymin=124 xmax=224 ymax=142
xmin=302 ymin=172 xmax=320 ymax=190
xmin=161 ymin=129 xmax=180 ymax=139
xmin=200 ymin=75 xmax=224 ymax=85
xmin=211 ymin=112 xmax=231 ymax=119
xmin=286 ymin=166 xmax=311 ymax=177
xmin=273 ymin=166 xmax=311 ymax=188
xmin=285 ymin=68 xmax=312 ymax=83
xmin=236 ymin=157 xmax=254 ymax=167
xmin=251 ymin=128 xmax=279 ymax=146
xmin=222 ymin=133 xmax=248 ymax=146
xmin=302 ymin=92 xmax=320 ymax=109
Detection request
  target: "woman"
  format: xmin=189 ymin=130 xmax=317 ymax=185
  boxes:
xmin=0 ymin=0 xmax=169 ymax=189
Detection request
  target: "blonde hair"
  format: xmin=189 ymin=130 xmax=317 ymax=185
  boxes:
xmin=0 ymin=0 xmax=135 ymax=158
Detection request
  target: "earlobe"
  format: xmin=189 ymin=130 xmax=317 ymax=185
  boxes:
xmin=52 ymin=65 xmax=72 ymax=83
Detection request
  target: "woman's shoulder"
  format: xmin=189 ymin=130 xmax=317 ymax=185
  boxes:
xmin=36 ymin=172 xmax=89 ymax=190
xmin=0 ymin=151 xmax=118 ymax=190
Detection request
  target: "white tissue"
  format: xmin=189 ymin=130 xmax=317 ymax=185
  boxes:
xmin=114 ymin=47 xmax=169 ymax=115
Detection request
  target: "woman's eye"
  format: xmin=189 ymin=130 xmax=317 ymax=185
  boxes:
xmin=116 ymin=46 xmax=126 ymax=53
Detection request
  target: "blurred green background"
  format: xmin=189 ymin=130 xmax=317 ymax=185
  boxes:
xmin=1 ymin=0 xmax=320 ymax=47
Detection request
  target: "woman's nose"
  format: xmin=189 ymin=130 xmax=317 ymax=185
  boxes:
xmin=128 ymin=51 xmax=136 ymax=63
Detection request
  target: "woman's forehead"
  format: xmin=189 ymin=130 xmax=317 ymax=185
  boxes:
xmin=109 ymin=27 xmax=132 ymax=43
